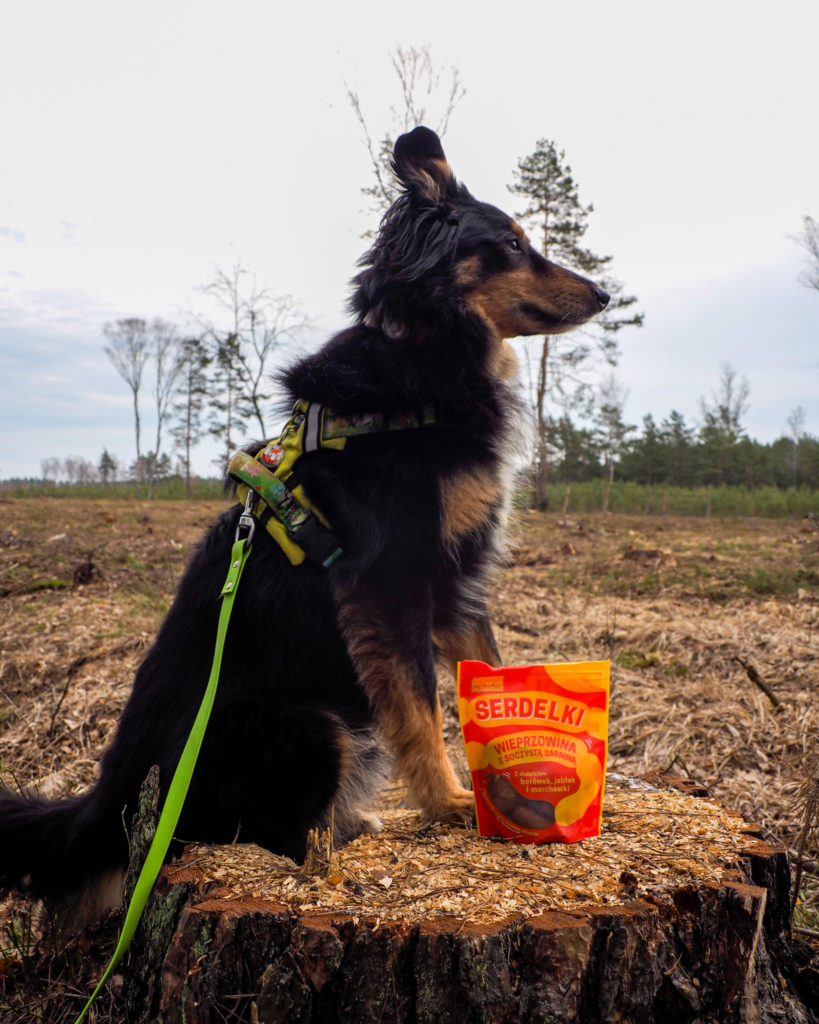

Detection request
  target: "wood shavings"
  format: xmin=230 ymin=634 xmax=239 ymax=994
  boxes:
xmin=179 ymin=778 xmax=756 ymax=926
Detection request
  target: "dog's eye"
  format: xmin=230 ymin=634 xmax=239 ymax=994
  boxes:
xmin=507 ymin=237 xmax=522 ymax=253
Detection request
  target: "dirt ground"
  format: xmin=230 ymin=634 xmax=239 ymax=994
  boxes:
xmin=0 ymin=495 xmax=817 ymax=1014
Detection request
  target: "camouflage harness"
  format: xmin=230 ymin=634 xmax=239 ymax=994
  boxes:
xmin=228 ymin=400 xmax=436 ymax=568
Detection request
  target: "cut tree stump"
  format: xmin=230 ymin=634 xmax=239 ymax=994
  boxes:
xmin=122 ymin=776 xmax=817 ymax=1024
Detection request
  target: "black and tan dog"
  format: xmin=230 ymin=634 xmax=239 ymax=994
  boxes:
xmin=0 ymin=127 xmax=608 ymax=906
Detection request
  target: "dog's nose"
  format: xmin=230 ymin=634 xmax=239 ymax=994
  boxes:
xmin=594 ymin=286 xmax=610 ymax=309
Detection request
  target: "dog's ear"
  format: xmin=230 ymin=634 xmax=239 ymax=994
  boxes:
xmin=393 ymin=126 xmax=455 ymax=203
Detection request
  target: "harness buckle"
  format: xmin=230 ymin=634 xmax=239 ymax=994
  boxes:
xmin=236 ymin=490 xmax=256 ymax=545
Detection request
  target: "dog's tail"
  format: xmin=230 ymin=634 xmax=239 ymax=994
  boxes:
xmin=0 ymin=785 xmax=126 ymax=901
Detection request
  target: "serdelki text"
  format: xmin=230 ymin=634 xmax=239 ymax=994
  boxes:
xmin=473 ymin=696 xmax=587 ymax=728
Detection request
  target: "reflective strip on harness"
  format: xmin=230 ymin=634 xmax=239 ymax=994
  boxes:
xmin=228 ymin=399 xmax=436 ymax=568
xmin=304 ymin=402 xmax=322 ymax=453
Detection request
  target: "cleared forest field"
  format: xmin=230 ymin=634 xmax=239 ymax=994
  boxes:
xmin=0 ymin=495 xmax=816 ymax=1013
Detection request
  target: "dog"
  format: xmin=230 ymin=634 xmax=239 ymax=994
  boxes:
xmin=0 ymin=127 xmax=608 ymax=909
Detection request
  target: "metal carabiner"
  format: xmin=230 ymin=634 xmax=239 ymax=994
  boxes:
xmin=235 ymin=489 xmax=256 ymax=545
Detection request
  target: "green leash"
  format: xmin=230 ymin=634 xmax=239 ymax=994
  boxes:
xmin=74 ymin=518 xmax=254 ymax=1024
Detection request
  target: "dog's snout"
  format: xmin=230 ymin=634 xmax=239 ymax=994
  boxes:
xmin=593 ymin=286 xmax=610 ymax=310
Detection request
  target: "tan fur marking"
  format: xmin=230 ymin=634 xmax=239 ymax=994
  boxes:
xmin=380 ymin=682 xmax=473 ymax=821
xmin=466 ymin=267 xmax=545 ymax=338
xmin=455 ymin=258 xmax=519 ymax=380
xmin=413 ymin=157 xmax=453 ymax=202
xmin=494 ymin=339 xmax=519 ymax=381
xmin=431 ymin=157 xmax=453 ymax=182
xmin=416 ymin=170 xmax=438 ymax=199
xmin=440 ymin=466 xmax=502 ymax=545
xmin=465 ymin=264 xmax=600 ymax=339
xmin=333 ymin=590 xmax=473 ymax=823
xmin=455 ymin=254 xmax=483 ymax=290
xmin=435 ymin=622 xmax=502 ymax=679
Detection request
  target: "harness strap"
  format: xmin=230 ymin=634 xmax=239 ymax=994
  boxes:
xmin=228 ymin=448 xmax=343 ymax=568
xmin=228 ymin=399 xmax=436 ymax=568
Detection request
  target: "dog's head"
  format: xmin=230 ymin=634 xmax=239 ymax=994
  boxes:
xmin=353 ymin=127 xmax=609 ymax=354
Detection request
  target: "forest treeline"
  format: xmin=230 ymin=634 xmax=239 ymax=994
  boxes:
xmin=541 ymin=408 xmax=819 ymax=491
xmin=5 ymin=406 xmax=818 ymax=514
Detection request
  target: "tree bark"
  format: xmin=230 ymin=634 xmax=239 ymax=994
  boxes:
xmin=533 ymin=336 xmax=550 ymax=511
xmin=121 ymin=778 xmax=817 ymax=1024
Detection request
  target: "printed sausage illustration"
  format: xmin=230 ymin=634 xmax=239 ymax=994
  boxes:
xmin=486 ymin=772 xmax=556 ymax=830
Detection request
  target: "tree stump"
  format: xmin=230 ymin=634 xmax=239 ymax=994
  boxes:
xmin=122 ymin=776 xmax=816 ymax=1023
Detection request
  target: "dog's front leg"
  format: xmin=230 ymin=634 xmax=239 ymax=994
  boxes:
xmin=434 ymin=608 xmax=502 ymax=679
xmin=333 ymin=582 xmax=474 ymax=824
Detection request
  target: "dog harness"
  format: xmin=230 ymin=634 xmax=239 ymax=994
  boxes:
xmin=228 ymin=399 xmax=436 ymax=568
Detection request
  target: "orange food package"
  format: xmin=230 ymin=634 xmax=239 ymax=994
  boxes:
xmin=457 ymin=659 xmax=610 ymax=844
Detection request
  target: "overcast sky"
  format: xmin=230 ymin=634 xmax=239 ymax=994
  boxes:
xmin=1 ymin=0 xmax=817 ymax=481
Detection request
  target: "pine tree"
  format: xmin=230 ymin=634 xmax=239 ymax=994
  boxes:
xmin=509 ymin=139 xmax=643 ymax=509
xmin=207 ymin=332 xmax=244 ymax=473
xmin=171 ymin=336 xmax=211 ymax=498
xmin=660 ymin=411 xmax=698 ymax=487
xmin=98 ymin=449 xmax=118 ymax=484
xmin=545 ymin=415 xmax=599 ymax=483
xmin=621 ymin=414 xmax=664 ymax=485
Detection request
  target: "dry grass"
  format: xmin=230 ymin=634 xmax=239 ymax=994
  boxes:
xmin=488 ymin=511 xmax=818 ymax=851
xmin=0 ymin=496 xmax=817 ymax=1015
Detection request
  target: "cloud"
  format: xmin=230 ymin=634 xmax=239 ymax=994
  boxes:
xmin=0 ymin=226 xmax=25 ymax=243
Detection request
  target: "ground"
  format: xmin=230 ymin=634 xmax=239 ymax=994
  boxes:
xmin=0 ymin=495 xmax=817 ymax=1018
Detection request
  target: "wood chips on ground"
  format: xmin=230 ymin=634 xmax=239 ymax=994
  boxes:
xmin=172 ymin=776 xmax=759 ymax=926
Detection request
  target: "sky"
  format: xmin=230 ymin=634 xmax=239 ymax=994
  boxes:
xmin=1 ymin=0 xmax=817 ymax=480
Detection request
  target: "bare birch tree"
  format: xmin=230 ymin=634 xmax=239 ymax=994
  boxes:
xmin=698 ymin=362 xmax=751 ymax=485
xmin=594 ymin=374 xmax=635 ymax=513
xmin=196 ymin=263 xmax=308 ymax=465
xmin=145 ymin=318 xmax=184 ymax=496
xmin=786 ymin=405 xmax=806 ymax=487
xmin=103 ymin=318 xmax=149 ymax=467
xmin=795 ymin=214 xmax=819 ymax=292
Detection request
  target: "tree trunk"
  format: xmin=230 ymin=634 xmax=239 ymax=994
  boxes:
xmin=533 ymin=336 xmax=550 ymax=511
xmin=121 ymin=777 xmax=817 ymax=1024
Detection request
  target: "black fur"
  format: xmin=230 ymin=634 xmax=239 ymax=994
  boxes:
xmin=0 ymin=127 xmax=607 ymax=902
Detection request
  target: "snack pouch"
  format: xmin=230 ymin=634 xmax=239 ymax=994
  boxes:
xmin=457 ymin=660 xmax=610 ymax=843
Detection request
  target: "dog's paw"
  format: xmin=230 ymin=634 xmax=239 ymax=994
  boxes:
xmin=356 ymin=809 xmax=384 ymax=833
xmin=424 ymin=787 xmax=476 ymax=826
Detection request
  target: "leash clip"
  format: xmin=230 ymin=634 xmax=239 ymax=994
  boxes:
xmin=236 ymin=490 xmax=256 ymax=544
